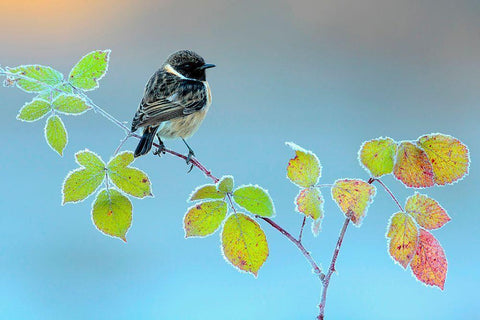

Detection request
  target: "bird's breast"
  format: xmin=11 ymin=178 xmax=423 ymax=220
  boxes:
xmin=157 ymin=106 xmax=209 ymax=139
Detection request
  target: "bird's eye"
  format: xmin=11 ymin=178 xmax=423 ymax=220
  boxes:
xmin=184 ymin=64 xmax=191 ymax=69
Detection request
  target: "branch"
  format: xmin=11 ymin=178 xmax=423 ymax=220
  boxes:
xmin=256 ymin=216 xmax=324 ymax=279
xmin=318 ymin=217 xmax=350 ymax=320
xmin=372 ymin=178 xmax=404 ymax=212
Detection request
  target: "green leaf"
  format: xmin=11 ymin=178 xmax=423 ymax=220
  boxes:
xmin=45 ymin=115 xmax=67 ymax=156
xmin=69 ymin=50 xmax=110 ymax=91
xmin=286 ymin=142 xmax=321 ymax=188
xmin=6 ymin=65 xmax=63 ymax=93
xmin=62 ymin=151 xmax=106 ymax=204
xmin=331 ymin=179 xmax=376 ymax=226
xmin=233 ymin=185 xmax=275 ymax=218
xmin=107 ymin=151 xmax=152 ymax=198
xmin=52 ymin=94 xmax=90 ymax=115
xmin=359 ymin=137 xmax=397 ymax=177
xmin=295 ymin=187 xmax=324 ymax=220
xmin=16 ymin=99 xmax=51 ymax=122
xmin=75 ymin=149 xmax=105 ymax=170
xmin=221 ymin=213 xmax=269 ymax=277
xmin=217 ymin=175 xmax=234 ymax=193
xmin=189 ymin=184 xmax=225 ymax=201
xmin=184 ymin=200 xmax=228 ymax=237
xmin=92 ymin=188 xmax=132 ymax=242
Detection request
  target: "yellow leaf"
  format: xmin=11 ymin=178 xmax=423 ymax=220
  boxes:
xmin=295 ymin=187 xmax=324 ymax=220
xmin=286 ymin=142 xmax=321 ymax=188
xmin=331 ymin=179 xmax=376 ymax=226
xmin=359 ymin=137 xmax=397 ymax=177
xmin=387 ymin=212 xmax=419 ymax=268
xmin=416 ymin=133 xmax=470 ymax=185
xmin=405 ymin=193 xmax=450 ymax=230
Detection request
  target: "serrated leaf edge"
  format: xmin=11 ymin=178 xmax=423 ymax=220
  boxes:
xmin=233 ymin=184 xmax=276 ymax=218
xmin=68 ymin=49 xmax=111 ymax=91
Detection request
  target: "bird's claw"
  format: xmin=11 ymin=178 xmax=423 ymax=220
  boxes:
xmin=153 ymin=144 xmax=166 ymax=157
xmin=186 ymin=150 xmax=195 ymax=173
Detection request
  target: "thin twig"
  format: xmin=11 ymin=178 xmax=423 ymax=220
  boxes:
xmin=256 ymin=216 xmax=324 ymax=279
xmin=372 ymin=178 xmax=404 ymax=212
xmin=299 ymin=216 xmax=306 ymax=243
xmin=318 ymin=218 xmax=350 ymax=320
xmin=114 ymin=134 xmax=131 ymax=155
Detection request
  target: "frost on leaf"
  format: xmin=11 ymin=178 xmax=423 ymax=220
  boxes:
xmin=416 ymin=133 xmax=470 ymax=186
xmin=233 ymin=185 xmax=275 ymax=218
xmin=311 ymin=218 xmax=322 ymax=237
xmin=393 ymin=142 xmax=434 ymax=188
xmin=217 ymin=175 xmax=234 ymax=193
xmin=184 ymin=200 xmax=227 ymax=237
xmin=295 ymin=187 xmax=324 ymax=220
xmin=107 ymin=151 xmax=152 ymax=198
xmin=17 ymin=99 xmax=51 ymax=122
xmin=52 ymin=94 xmax=90 ymax=115
xmin=68 ymin=50 xmax=110 ymax=91
xmin=331 ymin=179 xmax=376 ymax=226
xmin=189 ymin=184 xmax=225 ymax=201
xmin=221 ymin=213 xmax=269 ymax=277
xmin=286 ymin=142 xmax=321 ymax=188
xmin=405 ymin=193 xmax=450 ymax=230
xmin=6 ymin=65 xmax=63 ymax=93
xmin=62 ymin=150 xmax=105 ymax=204
xmin=359 ymin=137 xmax=397 ymax=177
xmin=387 ymin=212 xmax=418 ymax=268
xmin=410 ymin=229 xmax=447 ymax=290
xmin=36 ymin=83 xmax=74 ymax=101
xmin=92 ymin=188 xmax=132 ymax=242
xmin=45 ymin=115 xmax=67 ymax=156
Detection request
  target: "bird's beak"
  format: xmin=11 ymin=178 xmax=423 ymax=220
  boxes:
xmin=198 ymin=63 xmax=216 ymax=70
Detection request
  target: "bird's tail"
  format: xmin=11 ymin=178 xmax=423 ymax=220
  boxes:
xmin=134 ymin=126 xmax=159 ymax=157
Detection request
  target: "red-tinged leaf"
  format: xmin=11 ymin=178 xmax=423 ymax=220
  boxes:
xmin=331 ymin=179 xmax=376 ymax=226
xmin=221 ymin=213 xmax=269 ymax=277
xmin=416 ymin=133 xmax=470 ymax=185
xmin=410 ymin=229 xmax=447 ymax=290
xmin=405 ymin=193 xmax=450 ymax=230
xmin=386 ymin=212 xmax=419 ymax=268
xmin=295 ymin=187 xmax=324 ymax=220
xmin=393 ymin=141 xmax=434 ymax=188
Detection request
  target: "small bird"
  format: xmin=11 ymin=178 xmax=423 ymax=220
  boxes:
xmin=131 ymin=50 xmax=215 ymax=163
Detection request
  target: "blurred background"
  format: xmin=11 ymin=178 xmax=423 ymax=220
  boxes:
xmin=1 ymin=0 xmax=479 ymax=319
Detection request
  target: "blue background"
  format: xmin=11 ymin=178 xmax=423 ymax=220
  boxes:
xmin=1 ymin=0 xmax=479 ymax=319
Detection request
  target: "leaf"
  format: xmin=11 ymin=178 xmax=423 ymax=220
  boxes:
xmin=410 ymin=229 xmax=447 ymax=290
xmin=189 ymin=184 xmax=225 ymax=201
xmin=311 ymin=218 xmax=322 ymax=237
xmin=416 ymin=133 xmax=470 ymax=185
xmin=69 ymin=50 xmax=110 ymax=91
xmin=286 ymin=142 xmax=321 ymax=188
xmin=217 ymin=175 xmax=234 ymax=193
xmin=359 ymin=137 xmax=397 ymax=177
xmin=6 ymin=65 xmax=63 ymax=93
xmin=107 ymin=151 xmax=152 ymax=198
xmin=62 ymin=151 xmax=105 ymax=204
xmin=221 ymin=213 xmax=269 ymax=277
xmin=405 ymin=193 xmax=450 ymax=230
xmin=184 ymin=200 xmax=228 ymax=237
xmin=92 ymin=188 xmax=132 ymax=241
xmin=233 ymin=185 xmax=275 ymax=218
xmin=386 ymin=212 xmax=419 ymax=268
xmin=16 ymin=99 xmax=51 ymax=122
xmin=331 ymin=179 xmax=376 ymax=226
xmin=393 ymin=141 xmax=434 ymax=188
xmin=75 ymin=149 xmax=105 ymax=170
xmin=295 ymin=187 xmax=324 ymax=220
xmin=44 ymin=115 xmax=67 ymax=156
xmin=52 ymin=94 xmax=90 ymax=115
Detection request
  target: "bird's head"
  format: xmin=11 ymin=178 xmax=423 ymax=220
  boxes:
xmin=165 ymin=50 xmax=215 ymax=81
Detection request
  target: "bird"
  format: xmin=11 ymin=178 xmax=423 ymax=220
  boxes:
xmin=131 ymin=50 xmax=215 ymax=164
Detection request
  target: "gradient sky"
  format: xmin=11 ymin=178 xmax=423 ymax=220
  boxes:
xmin=1 ymin=1 xmax=479 ymax=319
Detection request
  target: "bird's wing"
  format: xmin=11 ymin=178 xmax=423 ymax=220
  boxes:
xmin=131 ymin=75 xmax=207 ymax=131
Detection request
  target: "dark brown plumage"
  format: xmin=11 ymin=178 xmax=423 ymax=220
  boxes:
xmin=131 ymin=50 xmax=214 ymax=158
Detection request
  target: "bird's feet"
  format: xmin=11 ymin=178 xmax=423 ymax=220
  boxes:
xmin=153 ymin=140 xmax=166 ymax=157
xmin=186 ymin=149 xmax=195 ymax=173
